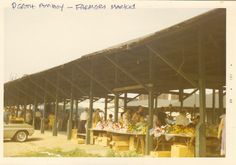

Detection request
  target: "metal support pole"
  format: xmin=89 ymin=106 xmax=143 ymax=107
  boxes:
xmin=86 ymin=80 xmax=93 ymax=144
xmin=104 ymin=97 xmax=108 ymax=121
xmin=114 ymin=93 xmax=119 ymax=122
xmin=41 ymin=97 xmax=46 ymax=134
xmin=145 ymin=88 xmax=154 ymax=155
xmin=195 ymin=28 xmax=206 ymax=157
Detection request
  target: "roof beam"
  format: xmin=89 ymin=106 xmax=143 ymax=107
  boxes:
xmin=104 ymin=55 xmax=149 ymax=91
xmin=74 ymin=64 xmax=115 ymax=95
xmin=58 ymin=72 xmax=88 ymax=96
xmin=17 ymin=80 xmax=44 ymax=100
xmin=41 ymin=75 xmax=70 ymax=98
xmin=28 ymin=77 xmax=56 ymax=99
xmin=146 ymin=45 xmax=198 ymax=88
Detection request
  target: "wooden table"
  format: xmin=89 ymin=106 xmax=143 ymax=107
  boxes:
xmin=91 ymin=129 xmax=146 ymax=153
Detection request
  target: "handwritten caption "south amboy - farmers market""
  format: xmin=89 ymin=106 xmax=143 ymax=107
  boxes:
xmin=11 ymin=2 xmax=136 ymax=11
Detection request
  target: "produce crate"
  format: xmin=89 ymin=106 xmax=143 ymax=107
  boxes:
xmin=129 ymin=136 xmax=136 ymax=151
xmin=150 ymin=151 xmax=171 ymax=157
xmin=112 ymin=135 xmax=129 ymax=141
xmin=111 ymin=140 xmax=130 ymax=151
xmin=71 ymin=129 xmax=78 ymax=139
xmin=96 ymin=137 xmax=109 ymax=146
xmin=78 ymin=138 xmax=85 ymax=144
xmin=171 ymin=144 xmax=194 ymax=157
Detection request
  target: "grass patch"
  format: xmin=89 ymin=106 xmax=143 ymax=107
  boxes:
xmin=106 ymin=150 xmax=140 ymax=157
xmin=18 ymin=147 xmax=101 ymax=157
xmin=16 ymin=147 xmax=140 ymax=157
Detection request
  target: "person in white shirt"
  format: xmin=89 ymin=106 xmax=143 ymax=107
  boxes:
xmin=78 ymin=108 xmax=88 ymax=133
xmin=175 ymin=111 xmax=189 ymax=126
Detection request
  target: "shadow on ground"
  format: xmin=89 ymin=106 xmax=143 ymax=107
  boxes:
xmin=4 ymin=137 xmax=43 ymax=143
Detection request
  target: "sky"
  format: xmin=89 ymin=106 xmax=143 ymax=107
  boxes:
xmin=4 ymin=7 xmax=211 ymax=82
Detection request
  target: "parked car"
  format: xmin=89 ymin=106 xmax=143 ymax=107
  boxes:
xmin=4 ymin=122 xmax=34 ymax=142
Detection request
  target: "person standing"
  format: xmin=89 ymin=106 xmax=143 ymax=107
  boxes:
xmin=79 ymin=108 xmax=88 ymax=133
xmin=93 ymin=109 xmax=101 ymax=128
xmin=35 ymin=109 xmax=41 ymax=130
xmin=218 ymin=113 xmax=226 ymax=156
xmin=25 ymin=110 xmax=32 ymax=125
xmin=175 ymin=111 xmax=190 ymax=126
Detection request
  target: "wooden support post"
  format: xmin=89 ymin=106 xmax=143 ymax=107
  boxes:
xmin=16 ymin=103 xmax=19 ymax=117
xmin=24 ymin=101 xmax=27 ymax=122
xmin=145 ymin=88 xmax=154 ymax=155
xmin=124 ymin=93 xmax=127 ymax=110
xmin=154 ymin=96 xmax=158 ymax=109
xmin=219 ymin=88 xmax=224 ymax=119
xmin=53 ymin=98 xmax=58 ymax=136
xmin=53 ymin=73 xmax=59 ymax=136
xmin=180 ymin=89 xmax=184 ymax=111
xmin=212 ymin=89 xmax=216 ymax=124
xmin=104 ymin=97 xmax=108 ymax=121
xmin=195 ymin=29 xmax=206 ymax=157
xmin=41 ymin=96 xmax=46 ymax=134
xmin=86 ymin=79 xmax=93 ymax=144
xmin=67 ymin=91 xmax=73 ymax=140
xmin=75 ymin=99 xmax=79 ymax=129
xmin=32 ymin=98 xmax=37 ymax=128
xmin=114 ymin=93 xmax=119 ymax=122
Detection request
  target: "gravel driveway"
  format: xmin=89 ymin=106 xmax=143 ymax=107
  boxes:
xmin=4 ymin=130 xmax=110 ymax=157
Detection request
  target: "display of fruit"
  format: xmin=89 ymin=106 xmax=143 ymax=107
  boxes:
xmin=166 ymin=125 xmax=195 ymax=136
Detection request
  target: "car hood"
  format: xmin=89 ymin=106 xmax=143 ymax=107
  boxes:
xmin=4 ymin=123 xmax=34 ymax=129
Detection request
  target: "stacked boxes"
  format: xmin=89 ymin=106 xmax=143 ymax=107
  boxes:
xmin=111 ymin=135 xmax=130 ymax=151
xmin=171 ymin=144 xmax=194 ymax=157
xmin=95 ymin=137 xmax=110 ymax=146
xmin=150 ymin=151 xmax=171 ymax=157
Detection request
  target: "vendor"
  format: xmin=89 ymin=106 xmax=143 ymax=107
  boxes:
xmin=107 ymin=114 xmax=113 ymax=122
xmin=93 ymin=109 xmax=101 ymax=128
xmin=175 ymin=111 xmax=190 ymax=126
xmin=153 ymin=111 xmax=167 ymax=128
xmin=121 ymin=109 xmax=132 ymax=126
xmin=132 ymin=106 xmax=144 ymax=124
xmin=78 ymin=108 xmax=88 ymax=133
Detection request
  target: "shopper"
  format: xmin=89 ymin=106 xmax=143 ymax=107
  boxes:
xmin=175 ymin=111 xmax=190 ymax=126
xmin=78 ymin=108 xmax=88 ymax=133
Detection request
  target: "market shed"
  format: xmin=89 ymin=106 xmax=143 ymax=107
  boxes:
xmin=4 ymin=9 xmax=226 ymax=157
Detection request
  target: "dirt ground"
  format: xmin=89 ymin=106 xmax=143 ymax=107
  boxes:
xmin=3 ymin=130 xmax=110 ymax=157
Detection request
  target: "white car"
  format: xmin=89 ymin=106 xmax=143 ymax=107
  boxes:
xmin=4 ymin=123 xmax=35 ymax=142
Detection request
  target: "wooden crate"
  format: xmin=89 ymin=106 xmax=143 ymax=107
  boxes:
xmin=150 ymin=151 xmax=171 ymax=157
xmin=112 ymin=140 xmax=129 ymax=151
xmin=78 ymin=138 xmax=85 ymax=144
xmin=71 ymin=129 xmax=78 ymax=139
xmin=96 ymin=137 xmax=109 ymax=146
xmin=171 ymin=144 xmax=194 ymax=157
xmin=112 ymin=135 xmax=129 ymax=141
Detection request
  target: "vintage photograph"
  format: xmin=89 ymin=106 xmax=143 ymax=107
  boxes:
xmin=3 ymin=6 xmax=226 ymax=158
